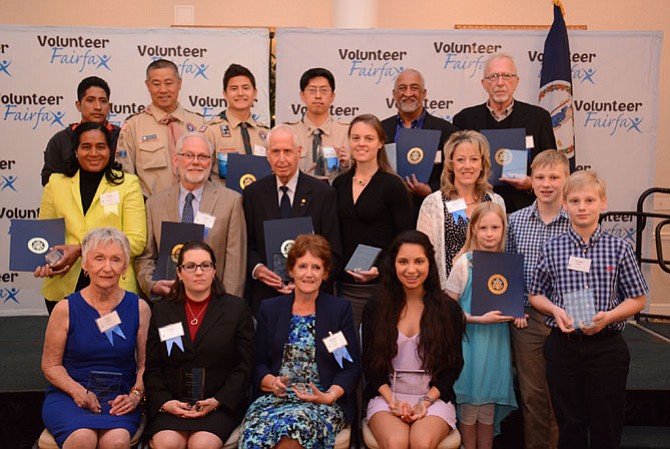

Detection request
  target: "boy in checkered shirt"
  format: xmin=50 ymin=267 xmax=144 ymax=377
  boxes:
xmin=529 ymin=170 xmax=648 ymax=449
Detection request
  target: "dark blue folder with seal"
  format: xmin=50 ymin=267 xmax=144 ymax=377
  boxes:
xmin=396 ymin=128 xmax=441 ymax=182
xmin=481 ymin=128 xmax=528 ymax=187
xmin=471 ymin=250 xmax=525 ymax=318
xmin=9 ymin=218 xmax=65 ymax=271
xmin=263 ymin=217 xmax=314 ymax=282
xmin=226 ymin=153 xmax=272 ymax=194
xmin=153 ymin=222 xmax=205 ymax=281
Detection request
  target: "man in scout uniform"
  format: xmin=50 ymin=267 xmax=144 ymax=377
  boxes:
xmin=204 ymin=63 xmax=269 ymax=185
xmin=116 ymin=58 xmax=205 ymax=197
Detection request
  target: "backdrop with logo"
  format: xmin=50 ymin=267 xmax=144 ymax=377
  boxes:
xmin=276 ymin=28 xmax=661 ymax=222
xmin=0 ymin=25 xmax=269 ymax=316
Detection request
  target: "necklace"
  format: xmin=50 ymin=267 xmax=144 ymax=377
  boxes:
xmin=185 ymin=300 xmax=208 ymax=325
xmin=353 ymin=177 xmax=369 ymax=186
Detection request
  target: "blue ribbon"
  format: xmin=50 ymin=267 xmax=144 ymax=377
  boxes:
xmin=104 ymin=325 xmax=126 ymax=346
xmin=451 ymin=209 xmax=467 ymax=222
xmin=332 ymin=346 xmax=353 ymax=368
xmin=166 ymin=336 xmax=184 ymax=356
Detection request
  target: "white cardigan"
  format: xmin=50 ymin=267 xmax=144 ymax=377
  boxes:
xmin=417 ymin=190 xmax=506 ymax=290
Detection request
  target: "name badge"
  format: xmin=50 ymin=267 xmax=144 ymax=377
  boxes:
xmin=100 ymin=191 xmax=120 ymax=206
xmin=568 ymin=256 xmax=591 ymax=273
xmin=253 ymin=145 xmax=267 ymax=157
xmin=434 ymin=150 xmax=442 ymax=164
xmin=446 ymin=198 xmax=467 ymax=213
xmin=322 ymin=331 xmax=348 ymax=353
xmin=195 ymin=211 xmax=216 ymax=229
xmin=525 ymin=135 xmax=535 ymax=149
xmin=96 ymin=311 xmax=122 ymax=333
xmin=159 ymin=322 xmax=185 ymax=342
xmin=142 ymin=134 xmax=157 ymax=142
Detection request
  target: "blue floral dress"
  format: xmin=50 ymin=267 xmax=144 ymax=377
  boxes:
xmin=240 ymin=314 xmax=345 ymax=449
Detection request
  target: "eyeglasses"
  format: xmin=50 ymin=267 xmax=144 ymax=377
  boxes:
xmin=483 ymin=73 xmax=518 ymax=82
xmin=179 ymin=262 xmax=215 ymax=273
xmin=304 ymin=87 xmax=332 ymax=96
xmin=395 ymin=84 xmax=423 ymax=94
xmin=177 ymin=153 xmax=212 ymax=162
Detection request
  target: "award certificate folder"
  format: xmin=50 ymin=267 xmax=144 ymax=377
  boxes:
xmin=480 ymin=128 xmax=528 ymax=187
xmin=226 ymin=153 xmax=272 ymax=194
xmin=9 ymin=218 xmax=65 ymax=271
xmin=396 ymin=128 xmax=441 ymax=182
xmin=345 ymin=244 xmax=382 ymax=273
xmin=471 ymin=251 xmax=524 ymax=318
xmin=263 ymin=217 xmax=314 ymax=281
xmin=153 ymin=222 xmax=205 ymax=281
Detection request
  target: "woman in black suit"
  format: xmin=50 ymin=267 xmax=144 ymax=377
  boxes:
xmin=144 ymin=240 xmax=254 ymax=449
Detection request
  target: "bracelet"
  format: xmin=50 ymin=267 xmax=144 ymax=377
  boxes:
xmin=130 ymin=386 xmax=144 ymax=397
xmin=421 ymin=395 xmax=436 ymax=405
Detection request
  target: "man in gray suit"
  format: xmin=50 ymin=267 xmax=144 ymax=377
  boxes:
xmin=134 ymin=132 xmax=246 ymax=301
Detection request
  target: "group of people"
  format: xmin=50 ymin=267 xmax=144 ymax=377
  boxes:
xmin=34 ymin=50 xmax=649 ymax=449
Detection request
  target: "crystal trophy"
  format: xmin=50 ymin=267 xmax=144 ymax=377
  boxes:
xmin=315 ymin=145 xmax=339 ymax=178
xmin=87 ymin=371 xmax=123 ymax=414
xmin=391 ymin=369 xmax=429 ymax=413
xmin=179 ymin=368 xmax=206 ymax=405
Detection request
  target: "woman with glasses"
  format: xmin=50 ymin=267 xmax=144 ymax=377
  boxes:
xmin=35 ymin=122 xmax=147 ymax=314
xmin=144 ymin=240 xmax=254 ymax=449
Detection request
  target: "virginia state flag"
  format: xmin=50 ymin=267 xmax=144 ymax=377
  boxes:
xmin=539 ymin=1 xmax=576 ymax=170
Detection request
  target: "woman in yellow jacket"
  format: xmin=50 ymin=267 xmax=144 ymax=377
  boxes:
xmin=35 ymin=122 xmax=147 ymax=314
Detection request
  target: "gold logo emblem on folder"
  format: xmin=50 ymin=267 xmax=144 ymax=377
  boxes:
xmin=487 ymin=274 xmax=508 ymax=295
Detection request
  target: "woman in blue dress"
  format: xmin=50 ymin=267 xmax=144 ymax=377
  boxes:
xmin=240 ymin=234 xmax=361 ymax=449
xmin=41 ymin=227 xmax=151 ymax=449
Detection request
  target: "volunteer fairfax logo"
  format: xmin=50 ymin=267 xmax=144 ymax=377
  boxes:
xmin=572 ymin=65 xmax=597 ymax=85
xmin=407 ymin=147 xmax=424 ymax=165
xmin=487 ymin=274 xmax=508 ymax=295
xmin=38 ymin=35 xmax=113 ymax=72
xmin=436 ymin=41 xmax=502 ymax=78
xmin=239 ymin=174 xmax=256 ymax=190
xmin=495 ymin=148 xmax=512 ymax=165
xmin=137 ymin=45 xmax=210 ymax=80
xmin=28 ymin=237 xmax=49 ymax=254
xmin=0 ymin=59 xmax=12 ymax=77
xmin=1 ymin=175 xmax=17 ymax=192
xmin=280 ymin=240 xmax=295 ymax=258
xmin=529 ymin=50 xmax=598 ymax=86
xmin=0 ymin=288 xmax=21 ymax=304
xmin=339 ymin=48 xmax=406 ymax=84
xmin=2 ymin=92 xmax=67 ymax=130
xmin=575 ymin=100 xmax=644 ymax=136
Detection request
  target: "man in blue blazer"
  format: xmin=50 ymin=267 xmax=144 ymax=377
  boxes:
xmin=242 ymin=125 xmax=342 ymax=314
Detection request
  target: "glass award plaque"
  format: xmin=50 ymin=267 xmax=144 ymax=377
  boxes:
xmin=272 ymin=253 xmax=290 ymax=284
xmin=563 ymin=289 xmax=597 ymax=329
xmin=179 ymin=368 xmax=206 ymax=405
xmin=315 ymin=145 xmax=339 ymax=178
xmin=391 ymin=369 xmax=429 ymax=412
xmin=87 ymin=371 xmax=123 ymax=414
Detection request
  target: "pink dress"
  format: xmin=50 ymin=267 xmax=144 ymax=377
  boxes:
xmin=366 ymin=331 xmax=457 ymax=428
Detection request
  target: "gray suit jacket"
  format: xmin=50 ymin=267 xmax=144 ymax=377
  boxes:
xmin=134 ymin=180 xmax=247 ymax=298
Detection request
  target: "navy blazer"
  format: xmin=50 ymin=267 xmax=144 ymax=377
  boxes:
xmin=243 ymin=171 xmax=342 ymax=313
xmin=254 ymin=293 xmax=361 ymax=422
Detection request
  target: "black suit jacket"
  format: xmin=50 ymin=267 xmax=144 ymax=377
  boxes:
xmin=243 ymin=171 xmax=342 ymax=313
xmin=453 ymin=100 xmax=557 ymax=212
xmin=254 ymin=293 xmax=361 ymax=422
xmin=382 ymin=111 xmax=457 ymax=192
xmin=143 ymin=293 xmax=255 ymax=420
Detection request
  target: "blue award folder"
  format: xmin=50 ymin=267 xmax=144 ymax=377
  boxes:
xmin=471 ymin=251 xmax=524 ymax=318
xmin=226 ymin=153 xmax=272 ymax=194
xmin=480 ymin=128 xmax=528 ymax=187
xmin=153 ymin=221 xmax=205 ymax=281
xmin=263 ymin=217 xmax=314 ymax=282
xmin=9 ymin=218 xmax=65 ymax=271
xmin=396 ymin=128 xmax=441 ymax=182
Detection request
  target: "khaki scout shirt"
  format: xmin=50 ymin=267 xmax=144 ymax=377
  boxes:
xmin=286 ymin=115 xmax=349 ymax=173
xmin=116 ymin=104 xmax=205 ymax=197
xmin=203 ymin=109 xmax=269 ymax=182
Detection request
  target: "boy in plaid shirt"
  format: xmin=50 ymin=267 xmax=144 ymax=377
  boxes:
xmin=529 ymin=170 xmax=648 ymax=449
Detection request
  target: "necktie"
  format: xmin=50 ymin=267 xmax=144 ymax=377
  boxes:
xmin=157 ymin=113 xmax=182 ymax=179
xmin=182 ymin=192 xmax=195 ymax=223
xmin=280 ymin=186 xmax=291 ymax=219
xmin=312 ymin=128 xmax=323 ymax=167
xmin=240 ymin=122 xmax=253 ymax=155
